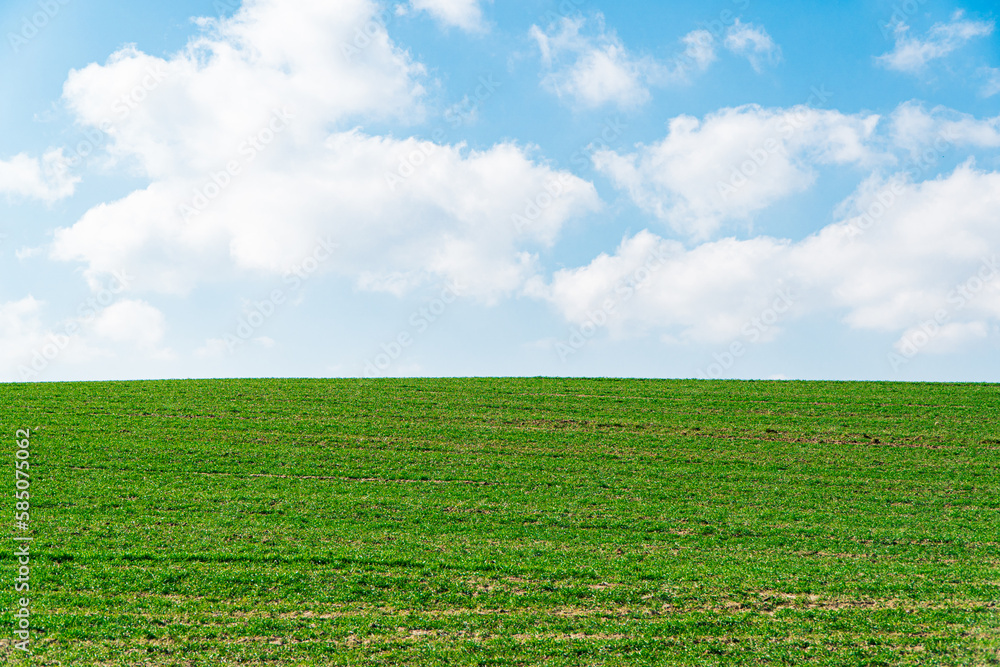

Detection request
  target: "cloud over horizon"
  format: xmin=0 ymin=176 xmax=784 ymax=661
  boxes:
xmin=2 ymin=0 xmax=1000 ymax=381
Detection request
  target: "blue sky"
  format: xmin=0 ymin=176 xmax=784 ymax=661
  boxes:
xmin=2 ymin=0 xmax=999 ymax=382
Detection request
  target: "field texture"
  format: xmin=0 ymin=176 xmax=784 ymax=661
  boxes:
xmin=1 ymin=378 xmax=999 ymax=665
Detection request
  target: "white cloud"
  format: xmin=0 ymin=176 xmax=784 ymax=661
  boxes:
xmin=893 ymin=321 xmax=989 ymax=355
xmin=0 ymin=149 xmax=79 ymax=202
xmin=723 ymin=20 xmax=781 ymax=72
xmin=529 ymin=16 xmax=781 ymax=109
xmin=0 ymin=297 xmax=113 ymax=381
xmin=407 ymin=0 xmax=487 ymax=33
xmin=877 ymin=11 xmax=994 ymax=73
xmin=535 ymin=162 xmax=1000 ymax=350
xmin=593 ymin=104 xmax=881 ymax=239
xmin=90 ymin=300 xmax=168 ymax=350
xmin=888 ymin=102 xmax=1000 ymax=155
xmin=675 ymin=20 xmax=780 ymax=76
xmin=0 ymin=295 xmax=175 ymax=380
xmin=679 ymin=29 xmax=717 ymax=72
xmin=981 ymin=67 xmax=1000 ymax=97
xmin=654 ymin=28 xmax=721 ymax=83
xmin=802 ymin=162 xmax=1000 ymax=332
xmin=49 ymin=0 xmax=600 ymax=301
xmin=15 ymin=247 xmax=42 ymax=260
xmin=530 ymin=16 xmax=654 ymax=109
xmin=532 ymin=230 xmax=793 ymax=343
xmin=51 ymin=131 xmax=599 ymax=299
xmin=0 ymin=298 xmax=49 ymax=373
xmin=61 ymin=1 xmax=426 ymax=177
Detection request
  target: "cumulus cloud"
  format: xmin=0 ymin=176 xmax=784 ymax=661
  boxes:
xmin=723 ymin=19 xmax=781 ymax=72
xmin=20 ymin=0 xmax=1000 ymax=376
xmin=679 ymin=29 xmax=717 ymax=72
xmin=529 ymin=16 xmax=781 ymax=110
xmin=534 ymin=162 xmax=1000 ymax=348
xmin=90 ymin=300 xmax=169 ymax=351
xmin=887 ymin=102 xmax=1000 ymax=155
xmin=593 ymin=104 xmax=881 ymax=239
xmin=50 ymin=131 xmax=599 ymax=299
xmin=0 ymin=296 xmax=144 ymax=381
xmin=49 ymin=0 xmax=600 ymax=300
xmin=0 ymin=149 xmax=79 ymax=202
xmin=803 ymin=162 xmax=1000 ymax=331
xmin=877 ymin=11 xmax=994 ymax=73
xmin=531 ymin=230 xmax=793 ymax=343
xmin=530 ymin=15 xmax=657 ymax=109
xmin=407 ymin=0 xmax=487 ymax=33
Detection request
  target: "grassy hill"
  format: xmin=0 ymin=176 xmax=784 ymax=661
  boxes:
xmin=2 ymin=378 xmax=999 ymax=665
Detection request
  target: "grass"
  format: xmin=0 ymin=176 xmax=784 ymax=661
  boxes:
xmin=1 ymin=377 xmax=999 ymax=665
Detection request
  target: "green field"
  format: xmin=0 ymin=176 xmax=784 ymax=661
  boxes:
xmin=2 ymin=378 xmax=999 ymax=665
